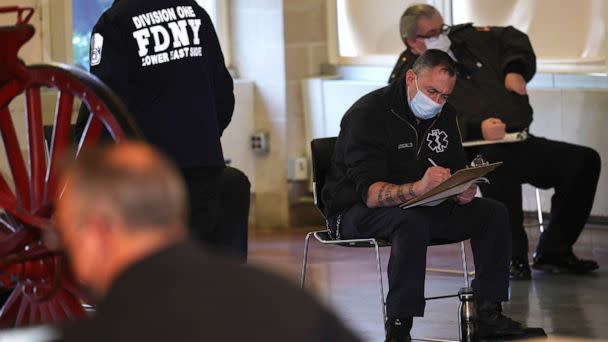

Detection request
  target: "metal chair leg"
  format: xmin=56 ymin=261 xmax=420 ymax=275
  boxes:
xmin=535 ymin=188 xmax=544 ymax=233
xmin=300 ymin=232 xmax=314 ymax=288
xmin=460 ymin=241 xmax=469 ymax=288
xmin=372 ymin=240 xmax=387 ymax=330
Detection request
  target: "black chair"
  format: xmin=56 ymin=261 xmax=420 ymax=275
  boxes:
xmin=301 ymin=137 xmax=471 ymax=341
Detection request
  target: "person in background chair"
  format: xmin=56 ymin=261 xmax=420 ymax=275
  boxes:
xmin=390 ymin=4 xmax=601 ymax=280
xmin=323 ymin=50 xmax=538 ymax=342
xmin=55 ymin=142 xmax=361 ymax=342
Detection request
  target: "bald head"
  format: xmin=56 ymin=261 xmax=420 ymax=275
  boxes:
xmin=67 ymin=142 xmax=187 ymax=230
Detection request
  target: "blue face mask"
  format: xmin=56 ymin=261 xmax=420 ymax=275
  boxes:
xmin=407 ymin=77 xmax=444 ymax=120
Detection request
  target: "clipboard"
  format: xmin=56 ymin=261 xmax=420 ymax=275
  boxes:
xmin=462 ymin=131 xmax=527 ymax=147
xmin=399 ymin=162 xmax=502 ymax=209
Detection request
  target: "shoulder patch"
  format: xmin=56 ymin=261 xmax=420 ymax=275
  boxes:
xmin=90 ymin=33 xmax=104 ymax=66
xmin=475 ymin=26 xmax=491 ymax=32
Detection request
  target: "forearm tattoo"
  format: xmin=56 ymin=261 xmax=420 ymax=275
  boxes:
xmin=384 ymin=184 xmax=396 ymax=205
xmin=377 ymin=184 xmax=387 ymax=206
xmin=397 ymin=185 xmax=408 ymax=203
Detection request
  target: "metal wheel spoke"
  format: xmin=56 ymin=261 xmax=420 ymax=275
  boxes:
xmin=28 ymin=302 xmax=40 ymax=325
xmin=57 ymin=290 xmax=85 ymax=321
xmin=25 ymin=87 xmax=46 ymax=212
xmin=48 ymin=298 xmax=65 ymax=322
xmin=45 ymin=92 xmax=74 ymax=202
xmin=39 ymin=302 xmax=51 ymax=322
xmin=0 ymin=107 xmax=30 ymax=211
xmin=76 ymin=114 xmax=103 ymax=156
xmin=14 ymin=293 xmax=29 ymax=326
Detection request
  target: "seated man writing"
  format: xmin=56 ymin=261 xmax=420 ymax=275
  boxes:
xmin=322 ymin=50 xmax=532 ymax=342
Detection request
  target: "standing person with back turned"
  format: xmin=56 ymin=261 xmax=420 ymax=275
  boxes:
xmin=79 ymin=0 xmax=250 ymax=262
xmin=323 ymin=50 xmax=540 ymax=342
xmin=54 ymin=142 xmax=361 ymax=342
xmin=390 ymin=4 xmax=601 ymax=280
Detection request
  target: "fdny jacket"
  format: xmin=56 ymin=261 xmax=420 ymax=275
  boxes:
xmin=88 ymin=0 xmax=234 ymax=168
xmin=322 ymin=76 xmax=467 ymax=218
xmin=389 ymin=24 xmax=536 ymax=141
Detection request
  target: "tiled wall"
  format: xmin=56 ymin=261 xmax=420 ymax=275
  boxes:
xmin=284 ymin=0 xmax=328 ymax=160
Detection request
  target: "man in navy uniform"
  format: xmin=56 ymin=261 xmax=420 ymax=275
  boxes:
xmin=81 ymin=0 xmax=250 ymax=262
xmin=390 ymin=4 xmax=601 ymax=280
xmin=324 ymin=50 xmax=535 ymax=342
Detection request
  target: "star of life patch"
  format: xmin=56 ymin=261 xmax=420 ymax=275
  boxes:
xmin=427 ymin=129 xmax=449 ymax=153
xmin=90 ymin=33 xmax=104 ymax=66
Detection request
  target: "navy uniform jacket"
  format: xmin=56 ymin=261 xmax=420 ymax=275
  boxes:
xmin=322 ymin=76 xmax=466 ymax=218
xmin=389 ymin=24 xmax=536 ymax=141
xmin=60 ymin=240 xmax=361 ymax=341
xmin=88 ymin=0 xmax=234 ymax=168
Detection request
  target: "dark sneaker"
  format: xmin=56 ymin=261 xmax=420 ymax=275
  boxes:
xmin=509 ymin=258 xmax=531 ymax=280
xmin=385 ymin=317 xmax=412 ymax=342
xmin=532 ymin=252 xmax=599 ymax=274
xmin=477 ymin=300 xmax=525 ymax=339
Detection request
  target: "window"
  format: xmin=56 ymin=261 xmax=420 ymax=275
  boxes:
xmin=451 ymin=0 xmax=606 ymax=73
xmin=330 ymin=0 xmax=606 ymax=73
xmin=329 ymin=0 xmax=450 ymax=65
xmin=71 ymin=0 xmax=228 ymax=69
xmin=72 ymin=0 xmax=112 ymax=69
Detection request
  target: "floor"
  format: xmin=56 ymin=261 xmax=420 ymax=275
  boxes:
xmin=248 ymin=223 xmax=608 ymax=342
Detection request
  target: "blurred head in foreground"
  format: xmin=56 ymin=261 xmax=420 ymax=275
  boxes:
xmin=55 ymin=142 xmax=188 ymax=297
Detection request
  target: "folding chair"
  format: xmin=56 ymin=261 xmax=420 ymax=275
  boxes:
xmin=301 ymin=137 xmax=473 ymax=342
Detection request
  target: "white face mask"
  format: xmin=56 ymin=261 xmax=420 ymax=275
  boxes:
xmin=407 ymin=77 xmax=444 ymax=120
xmin=424 ymin=33 xmax=452 ymax=53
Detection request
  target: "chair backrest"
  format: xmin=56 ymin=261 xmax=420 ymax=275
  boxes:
xmin=310 ymin=137 xmax=338 ymax=217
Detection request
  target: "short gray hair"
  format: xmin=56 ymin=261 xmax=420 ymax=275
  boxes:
xmin=412 ymin=49 xmax=456 ymax=77
xmin=399 ymin=4 xmax=440 ymax=43
xmin=66 ymin=143 xmax=188 ymax=231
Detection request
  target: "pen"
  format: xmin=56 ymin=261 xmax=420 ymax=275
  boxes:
xmin=428 ymin=158 xmax=438 ymax=167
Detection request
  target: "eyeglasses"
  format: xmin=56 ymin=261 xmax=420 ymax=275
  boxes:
xmin=416 ymin=24 xmax=450 ymax=39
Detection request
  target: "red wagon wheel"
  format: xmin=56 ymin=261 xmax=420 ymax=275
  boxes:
xmin=0 ymin=62 xmax=140 ymax=327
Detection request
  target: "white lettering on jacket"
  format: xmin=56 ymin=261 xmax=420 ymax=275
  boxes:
xmin=130 ymin=6 xmax=203 ymax=67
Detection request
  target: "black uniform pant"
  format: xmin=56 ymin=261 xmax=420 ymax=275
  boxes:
xmin=474 ymin=135 xmax=601 ymax=260
xmin=181 ymin=166 xmax=251 ymax=263
xmin=340 ymin=198 xmax=510 ymax=319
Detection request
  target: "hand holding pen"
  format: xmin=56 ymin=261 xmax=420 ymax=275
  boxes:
xmin=415 ymin=158 xmax=451 ymax=194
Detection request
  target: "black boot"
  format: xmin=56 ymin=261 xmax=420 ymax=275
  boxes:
xmin=532 ymin=251 xmax=599 ymax=274
xmin=477 ymin=300 xmax=525 ymax=339
xmin=385 ymin=317 xmax=412 ymax=342
xmin=509 ymin=257 xmax=531 ymax=280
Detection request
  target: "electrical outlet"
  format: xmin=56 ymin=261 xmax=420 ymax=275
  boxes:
xmin=251 ymin=131 xmax=270 ymax=154
xmin=288 ymin=157 xmax=308 ymax=181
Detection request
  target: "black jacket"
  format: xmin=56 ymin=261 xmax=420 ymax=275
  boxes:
xmin=322 ymin=76 xmax=466 ymax=218
xmin=61 ymin=240 xmax=361 ymax=342
xmin=88 ymin=0 xmax=234 ymax=168
xmin=389 ymin=24 xmax=536 ymax=140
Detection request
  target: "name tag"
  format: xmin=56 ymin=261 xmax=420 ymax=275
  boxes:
xmin=398 ymin=143 xmax=414 ymax=150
